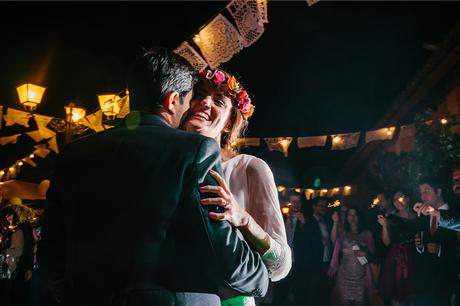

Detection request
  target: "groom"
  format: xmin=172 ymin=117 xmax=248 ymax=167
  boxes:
xmin=39 ymin=47 xmax=268 ymax=306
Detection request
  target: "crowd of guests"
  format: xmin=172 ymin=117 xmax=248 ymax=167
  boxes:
xmin=0 ymin=198 xmax=42 ymax=306
xmin=1 ymin=174 xmax=460 ymax=306
xmin=267 ymin=170 xmax=460 ymax=306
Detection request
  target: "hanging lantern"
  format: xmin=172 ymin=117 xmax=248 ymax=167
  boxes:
xmin=16 ymin=83 xmax=46 ymax=111
xmin=65 ymin=103 xmax=86 ymax=123
xmin=277 ymin=186 xmax=286 ymax=193
xmin=281 ymin=207 xmax=290 ymax=215
xmin=97 ymin=94 xmax=121 ymax=119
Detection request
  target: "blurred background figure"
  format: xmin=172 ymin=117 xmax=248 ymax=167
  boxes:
xmin=329 ymin=207 xmax=374 ymax=306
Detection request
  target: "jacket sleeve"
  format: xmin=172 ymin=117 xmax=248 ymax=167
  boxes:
xmin=439 ymin=210 xmax=460 ymax=232
xmin=194 ymin=137 xmax=269 ymax=297
xmin=38 ymin=153 xmax=67 ymax=303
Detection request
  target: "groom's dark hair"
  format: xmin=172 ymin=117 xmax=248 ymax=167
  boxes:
xmin=127 ymin=47 xmax=197 ymax=113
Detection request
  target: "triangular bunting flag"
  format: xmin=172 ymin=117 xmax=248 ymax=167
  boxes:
xmin=331 ymin=133 xmax=360 ymax=150
xmin=48 ymin=137 xmax=59 ymax=154
xmin=399 ymin=124 xmax=415 ymax=138
xmin=4 ymin=108 xmax=32 ymax=127
xmin=23 ymin=157 xmax=37 ymax=168
xmin=33 ymin=144 xmax=51 ymax=158
xmin=234 ymin=137 xmax=261 ymax=147
xmin=264 ymin=137 xmax=293 ymax=157
xmin=365 ymin=127 xmax=395 ymax=143
xmin=117 ymin=96 xmax=130 ymax=119
xmin=256 ymin=0 xmax=268 ymax=24
xmin=26 ymin=115 xmax=56 ymax=142
xmin=0 ymin=105 xmax=3 ymax=130
xmin=227 ymin=0 xmax=265 ymax=47
xmin=0 ymin=134 xmax=21 ymax=146
xmin=297 ymin=136 xmax=327 ymax=148
xmin=195 ymin=14 xmax=244 ymax=69
xmin=174 ymin=41 xmax=208 ymax=72
xmin=83 ymin=110 xmax=104 ymax=132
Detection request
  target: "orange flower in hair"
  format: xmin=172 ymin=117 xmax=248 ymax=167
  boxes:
xmin=201 ymin=68 xmax=254 ymax=120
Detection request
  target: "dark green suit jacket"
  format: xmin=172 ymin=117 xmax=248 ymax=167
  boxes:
xmin=39 ymin=112 xmax=268 ymax=306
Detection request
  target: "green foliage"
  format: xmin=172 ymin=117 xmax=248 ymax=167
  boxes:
xmin=370 ymin=109 xmax=460 ymax=197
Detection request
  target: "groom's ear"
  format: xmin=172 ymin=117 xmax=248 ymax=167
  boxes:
xmin=164 ymin=91 xmax=180 ymax=114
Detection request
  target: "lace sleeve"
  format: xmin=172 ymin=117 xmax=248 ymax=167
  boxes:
xmin=246 ymin=157 xmax=292 ymax=281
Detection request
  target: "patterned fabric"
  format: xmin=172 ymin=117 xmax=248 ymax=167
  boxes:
xmin=195 ymin=14 xmax=244 ymax=69
xmin=174 ymin=41 xmax=208 ymax=72
xmin=227 ymin=0 xmax=265 ymax=47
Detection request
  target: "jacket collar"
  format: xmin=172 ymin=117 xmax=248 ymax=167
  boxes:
xmin=123 ymin=111 xmax=170 ymax=129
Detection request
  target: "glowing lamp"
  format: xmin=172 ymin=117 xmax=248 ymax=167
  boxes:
xmin=193 ymin=35 xmax=201 ymax=43
xmin=29 ymin=154 xmax=34 ymax=158
xmin=277 ymin=186 xmax=286 ymax=193
xmin=294 ymin=188 xmax=302 ymax=193
xmin=333 ymin=187 xmax=340 ymax=193
xmin=441 ymin=118 xmax=448 ymax=125
xmin=65 ymin=104 xmax=86 ymax=123
xmin=344 ymin=185 xmax=352 ymax=195
xmin=333 ymin=136 xmax=342 ymax=144
xmin=16 ymin=83 xmax=46 ymax=111
xmin=281 ymin=207 xmax=290 ymax=215
xmin=386 ymin=127 xmax=395 ymax=136
xmin=97 ymin=94 xmax=121 ymax=119
xmin=9 ymin=167 xmax=15 ymax=172
xmin=18 ymin=161 xmax=23 ymax=166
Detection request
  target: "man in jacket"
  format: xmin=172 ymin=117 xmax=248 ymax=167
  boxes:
xmin=39 ymin=47 xmax=268 ymax=306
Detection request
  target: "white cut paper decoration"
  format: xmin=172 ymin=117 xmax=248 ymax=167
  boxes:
xmin=26 ymin=115 xmax=56 ymax=142
xmin=227 ymin=0 xmax=265 ymax=47
xmin=256 ymin=0 xmax=268 ymax=24
xmin=0 ymin=105 xmax=3 ymax=129
xmin=235 ymin=137 xmax=261 ymax=147
xmin=4 ymin=108 xmax=32 ymax=127
xmin=365 ymin=127 xmax=395 ymax=143
xmin=82 ymin=110 xmax=104 ymax=132
xmin=331 ymin=133 xmax=360 ymax=151
xmin=195 ymin=14 xmax=244 ymax=69
xmin=297 ymin=136 xmax=327 ymax=148
xmin=33 ymin=144 xmax=51 ymax=158
xmin=174 ymin=41 xmax=208 ymax=72
xmin=23 ymin=157 xmax=37 ymax=168
xmin=48 ymin=136 xmax=59 ymax=154
xmin=264 ymin=137 xmax=293 ymax=157
xmin=0 ymin=134 xmax=21 ymax=146
xmin=117 ymin=95 xmax=130 ymax=119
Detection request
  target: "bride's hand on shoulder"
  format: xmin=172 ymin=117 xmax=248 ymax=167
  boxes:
xmin=199 ymin=169 xmax=250 ymax=228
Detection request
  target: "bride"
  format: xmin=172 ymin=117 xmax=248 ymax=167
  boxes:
xmin=184 ymin=68 xmax=292 ymax=305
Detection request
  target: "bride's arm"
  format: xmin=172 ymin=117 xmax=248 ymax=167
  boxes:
xmin=243 ymin=158 xmax=292 ymax=281
xmin=200 ymin=158 xmax=292 ymax=281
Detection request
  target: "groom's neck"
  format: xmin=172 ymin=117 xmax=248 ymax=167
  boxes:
xmin=157 ymin=109 xmax=174 ymax=128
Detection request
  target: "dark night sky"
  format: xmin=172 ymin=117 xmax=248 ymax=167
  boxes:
xmin=1 ymin=1 xmax=460 ymax=188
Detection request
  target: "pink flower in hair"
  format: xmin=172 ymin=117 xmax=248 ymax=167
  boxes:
xmin=212 ymin=70 xmax=226 ymax=85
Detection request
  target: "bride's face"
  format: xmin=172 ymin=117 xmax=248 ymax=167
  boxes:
xmin=184 ymin=81 xmax=233 ymax=139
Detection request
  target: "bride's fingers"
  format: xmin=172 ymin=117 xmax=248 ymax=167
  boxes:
xmin=200 ymin=185 xmax=227 ymax=197
xmin=201 ymin=197 xmax=229 ymax=207
xmin=208 ymin=212 xmax=226 ymax=221
xmin=209 ymin=170 xmax=231 ymax=194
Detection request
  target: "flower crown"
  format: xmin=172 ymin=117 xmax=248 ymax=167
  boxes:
xmin=200 ymin=69 xmax=254 ymax=120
